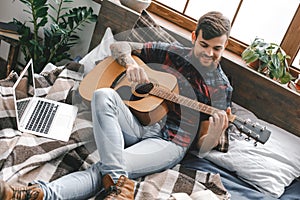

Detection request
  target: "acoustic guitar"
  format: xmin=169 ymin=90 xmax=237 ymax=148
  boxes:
xmin=79 ymin=56 xmax=271 ymax=144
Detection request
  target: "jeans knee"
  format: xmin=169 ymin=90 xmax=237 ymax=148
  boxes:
xmin=93 ymin=88 xmax=115 ymax=98
xmin=92 ymin=88 xmax=115 ymax=104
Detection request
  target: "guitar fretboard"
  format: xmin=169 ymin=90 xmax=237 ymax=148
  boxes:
xmin=150 ymin=85 xmax=235 ymax=122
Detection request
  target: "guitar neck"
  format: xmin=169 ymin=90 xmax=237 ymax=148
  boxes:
xmin=150 ymin=85 xmax=236 ymax=122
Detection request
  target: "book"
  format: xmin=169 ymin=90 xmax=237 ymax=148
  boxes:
xmin=0 ymin=22 xmax=18 ymax=34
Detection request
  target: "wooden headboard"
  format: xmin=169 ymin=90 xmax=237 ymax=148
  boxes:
xmin=91 ymin=0 xmax=300 ymax=137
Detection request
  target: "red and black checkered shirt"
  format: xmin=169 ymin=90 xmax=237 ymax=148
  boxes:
xmin=138 ymin=42 xmax=212 ymax=147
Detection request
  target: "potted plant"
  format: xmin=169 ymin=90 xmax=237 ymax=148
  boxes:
xmin=12 ymin=0 xmax=97 ymax=73
xmin=241 ymin=37 xmax=293 ymax=84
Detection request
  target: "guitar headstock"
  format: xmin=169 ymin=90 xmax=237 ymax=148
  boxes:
xmin=232 ymin=118 xmax=271 ymax=145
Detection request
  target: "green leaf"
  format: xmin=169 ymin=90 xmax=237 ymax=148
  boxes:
xmin=37 ymin=17 xmax=48 ymax=27
xmin=280 ymin=72 xmax=293 ymax=84
xmin=36 ymin=7 xmax=49 ymax=18
xmin=49 ymin=15 xmax=56 ymax=22
xmin=24 ymin=9 xmax=32 ymax=16
xmin=63 ymin=0 xmax=74 ymax=3
xmin=259 ymin=55 xmax=269 ymax=64
xmin=89 ymin=14 xmax=98 ymax=22
xmin=271 ymin=54 xmax=280 ymax=70
xmin=241 ymin=49 xmax=259 ymax=62
xmin=246 ymin=54 xmax=259 ymax=64
xmin=20 ymin=0 xmax=32 ymax=7
xmin=68 ymin=17 xmax=74 ymax=29
xmin=33 ymin=0 xmax=47 ymax=7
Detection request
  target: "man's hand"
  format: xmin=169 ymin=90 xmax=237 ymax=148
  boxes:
xmin=126 ymin=63 xmax=149 ymax=83
xmin=110 ymin=41 xmax=149 ymax=83
xmin=197 ymin=108 xmax=230 ymax=155
xmin=208 ymin=110 xmax=228 ymax=139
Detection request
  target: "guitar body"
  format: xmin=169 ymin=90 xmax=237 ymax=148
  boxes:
xmin=79 ymin=56 xmax=178 ymax=125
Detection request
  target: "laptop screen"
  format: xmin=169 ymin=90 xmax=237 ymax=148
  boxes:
xmin=13 ymin=59 xmax=35 ymax=124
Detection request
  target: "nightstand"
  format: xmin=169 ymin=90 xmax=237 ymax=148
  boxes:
xmin=0 ymin=30 xmax=20 ymax=77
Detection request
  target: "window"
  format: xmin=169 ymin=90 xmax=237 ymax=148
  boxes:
xmin=149 ymin=0 xmax=300 ymax=72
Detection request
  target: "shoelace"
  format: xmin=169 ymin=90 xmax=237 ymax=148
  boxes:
xmin=11 ymin=186 xmax=40 ymax=200
xmin=106 ymin=185 xmax=121 ymax=196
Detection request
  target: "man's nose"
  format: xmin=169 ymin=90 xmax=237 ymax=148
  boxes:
xmin=205 ymin=47 xmax=213 ymax=56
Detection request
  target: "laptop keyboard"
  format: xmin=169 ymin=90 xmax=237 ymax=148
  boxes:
xmin=17 ymin=99 xmax=30 ymax=119
xmin=25 ymin=100 xmax=59 ymax=134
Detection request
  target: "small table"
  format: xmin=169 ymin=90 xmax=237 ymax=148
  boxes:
xmin=0 ymin=30 xmax=20 ymax=77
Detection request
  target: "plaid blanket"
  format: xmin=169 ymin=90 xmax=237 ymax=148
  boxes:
xmin=0 ymin=62 xmax=99 ymax=186
xmin=135 ymin=165 xmax=230 ymax=200
xmin=0 ymin=62 xmax=229 ymax=199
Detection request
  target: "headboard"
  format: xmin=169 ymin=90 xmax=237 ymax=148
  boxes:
xmin=91 ymin=0 xmax=300 ymax=137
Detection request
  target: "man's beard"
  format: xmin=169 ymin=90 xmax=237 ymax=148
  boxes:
xmin=191 ymin=52 xmax=220 ymax=73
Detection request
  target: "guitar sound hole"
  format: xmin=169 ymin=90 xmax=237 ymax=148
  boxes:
xmin=116 ymin=86 xmax=142 ymax=101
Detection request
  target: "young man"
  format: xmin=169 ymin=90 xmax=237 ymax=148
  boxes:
xmin=0 ymin=11 xmax=232 ymax=200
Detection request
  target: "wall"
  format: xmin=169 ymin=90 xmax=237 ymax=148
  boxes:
xmin=0 ymin=0 xmax=101 ymax=66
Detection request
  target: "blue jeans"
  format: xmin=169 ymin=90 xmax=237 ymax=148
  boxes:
xmin=37 ymin=88 xmax=187 ymax=200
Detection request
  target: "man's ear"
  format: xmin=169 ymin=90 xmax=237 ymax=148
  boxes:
xmin=225 ymin=40 xmax=229 ymax=47
xmin=191 ymin=31 xmax=197 ymax=44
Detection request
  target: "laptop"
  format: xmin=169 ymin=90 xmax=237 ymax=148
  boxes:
xmin=12 ymin=59 xmax=78 ymax=142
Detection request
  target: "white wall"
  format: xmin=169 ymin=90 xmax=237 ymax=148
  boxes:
xmin=0 ymin=0 xmax=101 ymax=65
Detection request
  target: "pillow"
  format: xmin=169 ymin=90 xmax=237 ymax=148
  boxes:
xmin=200 ymin=103 xmax=300 ymax=198
xmin=126 ymin=10 xmax=179 ymax=44
xmin=79 ymin=27 xmax=115 ymax=76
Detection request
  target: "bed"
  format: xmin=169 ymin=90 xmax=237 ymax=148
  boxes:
xmin=1 ymin=0 xmax=300 ymax=199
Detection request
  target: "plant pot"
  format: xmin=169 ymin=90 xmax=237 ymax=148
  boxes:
xmin=248 ymin=59 xmax=259 ymax=70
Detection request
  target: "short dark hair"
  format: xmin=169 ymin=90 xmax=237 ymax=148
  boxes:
xmin=195 ymin=11 xmax=231 ymax=40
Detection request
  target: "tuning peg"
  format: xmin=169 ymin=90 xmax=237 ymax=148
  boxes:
xmin=244 ymin=118 xmax=252 ymax=124
xmin=252 ymin=122 xmax=260 ymax=127
xmin=239 ymin=125 xmax=244 ymax=130
xmin=245 ymin=137 xmax=251 ymax=142
xmin=260 ymin=126 xmax=266 ymax=132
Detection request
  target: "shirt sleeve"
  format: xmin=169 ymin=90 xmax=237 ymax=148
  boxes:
xmin=139 ymin=42 xmax=171 ymax=64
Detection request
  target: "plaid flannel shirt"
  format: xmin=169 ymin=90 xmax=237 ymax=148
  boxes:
xmin=139 ymin=42 xmax=232 ymax=152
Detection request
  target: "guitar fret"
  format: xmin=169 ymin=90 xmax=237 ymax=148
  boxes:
xmin=191 ymin=101 xmax=198 ymax=109
xmin=164 ymin=91 xmax=178 ymax=102
xmin=206 ymin=107 xmax=214 ymax=115
xmin=178 ymin=97 xmax=185 ymax=104
xmin=172 ymin=94 xmax=179 ymax=103
xmin=198 ymin=104 xmax=207 ymax=113
xmin=186 ymin=99 xmax=193 ymax=107
xmin=166 ymin=93 xmax=174 ymax=101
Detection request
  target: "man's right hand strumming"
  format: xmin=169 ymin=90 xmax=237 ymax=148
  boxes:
xmin=110 ymin=41 xmax=149 ymax=83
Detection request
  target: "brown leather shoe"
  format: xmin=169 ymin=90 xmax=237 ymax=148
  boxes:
xmin=101 ymin=174 xmax=135 ymax=200
xmin=0 ymin=180 xmax=44 ymax=200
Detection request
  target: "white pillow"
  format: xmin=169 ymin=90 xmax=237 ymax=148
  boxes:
xmin=80 ymin=27 xmax=115 ymax=76
xmin=202 ymin=103 xmax=300 ymax=198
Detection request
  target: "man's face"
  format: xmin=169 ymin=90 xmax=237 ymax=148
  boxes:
xmin=192 ymin=30 xmax=228 ymax=69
